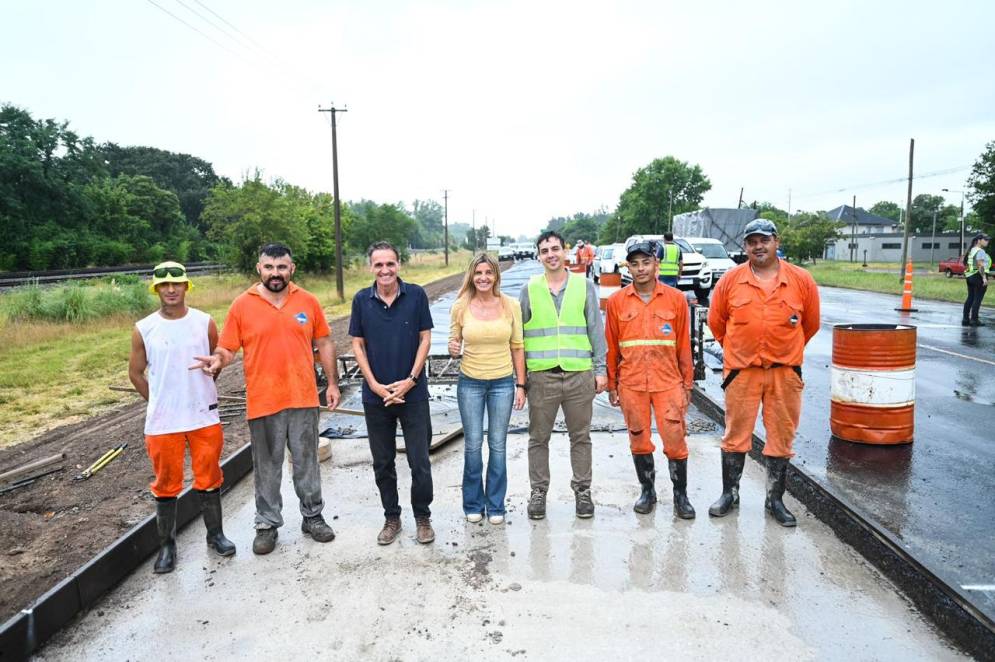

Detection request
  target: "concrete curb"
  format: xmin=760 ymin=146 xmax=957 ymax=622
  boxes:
xmin=691 ymin=387 xmax=995 ymax=662
xmin=0 ymin=443 xmax=254 ymax=662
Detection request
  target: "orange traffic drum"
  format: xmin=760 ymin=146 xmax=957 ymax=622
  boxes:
xmin=830 ymin=324 xmax=916 ymax=444
xmin=599 ymin=272 xmax=622 ymax=287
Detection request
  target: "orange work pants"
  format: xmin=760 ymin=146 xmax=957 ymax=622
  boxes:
xmin=144 ymin=423 xmax=224 ymax=498
xmin=721 ymin=366 xmax=802 ymax=458
xmin=618 ymin=385 xmax=688 ymax=459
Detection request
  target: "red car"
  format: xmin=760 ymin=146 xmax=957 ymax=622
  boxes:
xmin=938 ymin=256 xmax=965 ymax=277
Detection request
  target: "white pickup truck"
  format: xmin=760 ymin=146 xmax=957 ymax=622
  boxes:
xmin=620 ymin=235 xmax=713 ymax=301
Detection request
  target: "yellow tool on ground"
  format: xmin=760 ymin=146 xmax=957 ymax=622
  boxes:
xmin=74 ymin=443 xmax=128 ymax=481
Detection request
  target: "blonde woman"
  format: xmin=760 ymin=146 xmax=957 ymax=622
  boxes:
xmin=449 ymin=253 xmax=527 ymax=524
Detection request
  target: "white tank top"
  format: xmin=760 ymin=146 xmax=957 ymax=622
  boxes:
xmin=136 ymin=308 xmax=221 ymax=435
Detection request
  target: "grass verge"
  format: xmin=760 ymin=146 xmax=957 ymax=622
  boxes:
xmin=804 ymin=260 xmax=992 ymax=308
xmin=0 ymin=250 xmax=474 ymax=448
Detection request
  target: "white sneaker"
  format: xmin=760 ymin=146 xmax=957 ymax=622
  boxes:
xmin=488 ymin=514 xmax=505 ymax=525
xmin=466 ymin=513 xmax=483 ymax=523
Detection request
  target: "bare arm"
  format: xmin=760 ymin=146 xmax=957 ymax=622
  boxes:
xmin=128 ymin=328 xmax=150 ymax=401
xmin=315 ymin=335 xmax=341 ymax=409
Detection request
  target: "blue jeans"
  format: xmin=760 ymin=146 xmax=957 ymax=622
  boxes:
xmin=659 ymin=275 xmax=678 ymax=287
xmin=457 ymin=374 xmax=514 ymax=516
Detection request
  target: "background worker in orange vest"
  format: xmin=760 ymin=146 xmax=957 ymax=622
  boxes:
xmin=706 ymin=219 xmax=820 ymax=527
xmin=577 ymin=240 xmax=596 ymax=277
xmin=605 ymin=241 xmax=695 ymax=518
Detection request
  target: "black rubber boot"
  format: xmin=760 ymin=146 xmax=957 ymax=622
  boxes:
xmin=708 ymin=451 xmax=745 ymax=517
xmin=631 ymin=454 xmax=657 ymax=514
xmin=198 ymin=489 xmax=236 ymax=557
xmin=153 ymin=497 xmax=178 ymax=574
xmin=669 ymin=458 xmax=696 ymax=519
xmin=764 ymin=457 xmax=797 ymax=527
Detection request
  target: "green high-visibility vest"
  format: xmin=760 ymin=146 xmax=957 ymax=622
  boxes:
xmin=523 ymin=273 xmax=594 ymax=372
xmin=659 ymin=243 xmax=680 ymax=277
xmin=965 ymin=246 xmax=990 ymax=277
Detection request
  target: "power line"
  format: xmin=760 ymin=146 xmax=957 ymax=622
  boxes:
xmin=192 ymin=0 xmax=273 ymax=56
xmin=173 ymin=0 xmax=257 ymax=54
xmin=144 ymin=0 xmax=247 ymax=61
xmin=794 ymin=165 xmax=971 ymax=199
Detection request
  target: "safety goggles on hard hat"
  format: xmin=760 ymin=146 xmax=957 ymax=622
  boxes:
xmin=149 ymin=261 xmax=193 ymax=292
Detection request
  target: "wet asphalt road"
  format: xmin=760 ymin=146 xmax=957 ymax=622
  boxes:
xmin=699 ymin=282 xmax=995 ymax=621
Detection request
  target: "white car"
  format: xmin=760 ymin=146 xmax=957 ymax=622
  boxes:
xmin=592 ymin=243 xmax=626 ymax=282
xmin=498 ymin=246 xmax=515 ymax=261
xmin=620 ymin=235 xmax=712 ymax=301
xmin=686 ymin=237 xmax=737 ymax=283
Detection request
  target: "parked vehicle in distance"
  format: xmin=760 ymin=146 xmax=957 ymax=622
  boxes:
xmin=938 ymin=256 xmax=966 ymax=277
xmin=498 ymin=246 xmax=515 ymax=261
xmin=686 ymin=237 xmax=737 ymax=283
xmin=620 ymin=235 xmax=712 ymax=301
xmin=592 ymin=243 xmax=626 ymax=283
xmin=511 ymin=242 xmax=536 ymax=260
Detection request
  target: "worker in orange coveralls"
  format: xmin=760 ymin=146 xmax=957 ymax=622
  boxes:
xmin=605 ymin=241 xmax=695 ymax=518
xmin=706 ymin=219 xmax=820 ymax=527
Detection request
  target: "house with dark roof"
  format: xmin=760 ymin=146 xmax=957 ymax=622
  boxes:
xmin=825 ymin=205 xmax=900 ymax=235
xmin=824 ymin=204 xmax=964 ymax=262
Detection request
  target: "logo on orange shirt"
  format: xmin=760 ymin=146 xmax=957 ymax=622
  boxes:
xmin=660 ymin=323 xmax=672 ymax=335
xmin=295 ymin=312 xmax=308 ymax=325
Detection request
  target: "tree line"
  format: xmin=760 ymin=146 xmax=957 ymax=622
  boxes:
xmin=539 ymin=145 xmax=995 ymax=263
xmin=0 ymin=105 xmax=455 ymax=272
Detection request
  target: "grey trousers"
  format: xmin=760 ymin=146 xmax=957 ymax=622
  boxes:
xmin=248 ymin=407 xmax=324 ymax=529
xmin=526 ymin=369 xmax=595 ymax=492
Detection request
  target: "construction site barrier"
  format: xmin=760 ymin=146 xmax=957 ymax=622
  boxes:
xmin=830 ymin=324 xmax=916 ymax=444
xmin=598 ymin=272 xmax=622 ymax=311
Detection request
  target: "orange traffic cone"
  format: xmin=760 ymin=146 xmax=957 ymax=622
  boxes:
xmin=894 ymin=260 xmax=918 ymax=312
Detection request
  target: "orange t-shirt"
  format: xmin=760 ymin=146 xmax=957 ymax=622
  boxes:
xmin=218 ymin=283 xmax=330 ymax=419
xmin=605 ymin=281 xmax=693 ymax=392
xmin=707 ymin=261 xmax=820 ymax=370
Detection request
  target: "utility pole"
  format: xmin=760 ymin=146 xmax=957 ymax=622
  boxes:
xmin=668 ymin=190 xmax=674 ymax=233
xmin=737 ymin=187 xmax=744 ymax=209
xmin=899 ymin=138 xmax=914 ymax=282
xmin=443 ymin=189 xmax=449 ymax=265
xmin=851 ymin=195 xmax=857 ymax=263
xmin=318 ymin=103 xmax=348 ymax=301
xmin=787 ymin=188 xmax=792 ymax=223
xmin=471 ymin=209 xmax=476 ymax=252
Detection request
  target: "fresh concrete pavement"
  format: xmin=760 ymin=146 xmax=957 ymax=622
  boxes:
xmin=37 ymin=413 xmax=964 ymax=661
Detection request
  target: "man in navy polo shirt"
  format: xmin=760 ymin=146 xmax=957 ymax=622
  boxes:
xmin=350 ymin=241 xmax=435 ymax=546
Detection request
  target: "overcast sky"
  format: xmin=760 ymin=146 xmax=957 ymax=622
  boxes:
xmin=3 ymin=0 xmax=993 ymax=237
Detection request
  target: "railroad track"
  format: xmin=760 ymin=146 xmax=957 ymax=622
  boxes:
xmin=0 ymin=262 xmax=227 ymax=289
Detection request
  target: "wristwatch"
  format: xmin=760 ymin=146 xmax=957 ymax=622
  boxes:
xmin=516 ymin=383 xmax=527 ymax=392
xmin=408 ymin=373 xmax=419 ymax=384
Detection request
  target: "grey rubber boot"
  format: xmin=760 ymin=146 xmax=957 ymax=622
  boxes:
xmin=764 ymin=457 xmax=797 ymax=527
xmin=708 ymin=451 xmax=745 ymax=517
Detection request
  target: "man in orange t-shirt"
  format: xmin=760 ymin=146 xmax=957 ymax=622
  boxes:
xmin=606 ymin=241 xmax=696 ymax=518
xmin=706 ymin=219 xmax=820 ymax=527
xmin=193 ymin=243 xmax=342 ymax=554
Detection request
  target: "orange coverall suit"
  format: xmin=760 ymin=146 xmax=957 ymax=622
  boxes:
xmin=605 ymin=282 xmax=694 ymax=458
xmin=707 ymin=261 xmax=820 ymax=458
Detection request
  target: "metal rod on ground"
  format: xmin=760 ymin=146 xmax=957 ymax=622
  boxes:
xmin=0 ymin=452 xmax=66 ymax=484
xmin=0 ymin=467 xmax=66 ymax=494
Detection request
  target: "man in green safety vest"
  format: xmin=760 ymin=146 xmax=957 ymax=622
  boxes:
xmin=658 ymin=232 xmax=683 ymax=287
xmin=519 ymin=230 xmax=608 ymax=520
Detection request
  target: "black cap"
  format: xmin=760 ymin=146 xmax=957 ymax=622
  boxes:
xmin=743 ymin=218 xmax=778 ymax=238
xmin=626 ymin=241 xmax=657 ymax=260
xmin=974 ymin=232 xmax=990 ymax=241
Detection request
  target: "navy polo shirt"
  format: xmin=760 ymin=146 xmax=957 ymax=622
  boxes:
xmin=348 ymin=278 xmax=434 ymax=404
